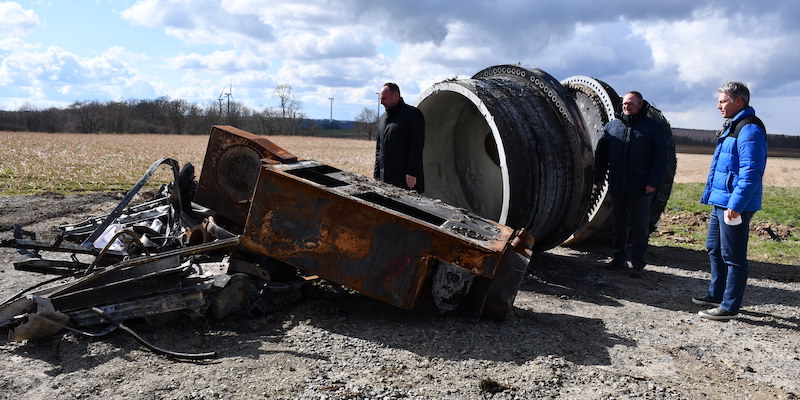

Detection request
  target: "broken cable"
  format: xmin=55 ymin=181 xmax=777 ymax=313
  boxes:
xmin=1 ymin=274 xmax=73 ymax=307
xmin=90 ymin=307 xmax=217 ymax=360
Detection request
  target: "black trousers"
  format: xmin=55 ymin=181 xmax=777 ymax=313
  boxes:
xmin=610 ymin=194 xmax=651 ymax=269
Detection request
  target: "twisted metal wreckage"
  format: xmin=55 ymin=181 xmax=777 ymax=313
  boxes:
xmin=0 ymin=65 xmax=675 ymax=359
xmin=0 ymin=125 xmax=534 ymax=359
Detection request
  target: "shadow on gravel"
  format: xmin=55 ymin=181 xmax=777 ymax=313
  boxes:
xmin=4 ymin=322 xmax=236 ymax=375
xmin=289 ymin=290 xmax=624 ymax=367
xmin=737 ymin=309 xmax=800 ymax=331
xmin=529 ymin=243 xmax=800 ymax=333
xmin=646 ymin=244 xmax=800 ymax=284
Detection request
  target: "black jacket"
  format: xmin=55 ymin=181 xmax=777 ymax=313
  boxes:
xmin=374 ymin=98 xmax=426 ymax=193
xmin=594 ymin=101 xmax=668 ymax=195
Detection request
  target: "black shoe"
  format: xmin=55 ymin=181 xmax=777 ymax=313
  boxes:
xmin=692 ymin=296 xmax=720 ymax=307
xmin=629 ymin=267 xmax=644 ymax=279
xmin=698 ymin=306 xmax=738 ymax=321
xmin=604 ymin=260 xmax=627 ymax=270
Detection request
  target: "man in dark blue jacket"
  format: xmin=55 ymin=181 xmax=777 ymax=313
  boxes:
xmin=693 ymin=81 xmax=768 ymax=321
xmin=594 ymin=91 xmax=669 ymax=278
xmin=374 ymin=82 xmax=425 ymax=193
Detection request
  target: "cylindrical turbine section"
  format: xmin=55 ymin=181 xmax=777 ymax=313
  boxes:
xmin=561 ymin=75 xmax=677 ymax=244
xmin=417 ymin=65 xmax=594 ymax=252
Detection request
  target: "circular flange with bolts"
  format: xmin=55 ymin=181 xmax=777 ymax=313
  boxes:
xmin=560 ymin=75 xmax=620 ymax=245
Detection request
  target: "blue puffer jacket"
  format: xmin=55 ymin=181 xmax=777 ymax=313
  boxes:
xmin=701 ymin=107 xmax=768 ymax=212
xmin=594 ymin=101 xmax=669 ymax=195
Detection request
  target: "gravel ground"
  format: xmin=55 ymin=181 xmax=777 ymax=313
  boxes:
xmin=0 ymin=192 xmax=798 ymax=400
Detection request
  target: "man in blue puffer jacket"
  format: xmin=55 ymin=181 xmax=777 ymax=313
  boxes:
xmin=693 ymin=81 xmax=768 ymax=321
xmin=594 ymin=91 xmax=669 ymax=278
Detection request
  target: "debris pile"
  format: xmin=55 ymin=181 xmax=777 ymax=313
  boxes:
xmin=1 ymin=125 xmax=533 ymax=357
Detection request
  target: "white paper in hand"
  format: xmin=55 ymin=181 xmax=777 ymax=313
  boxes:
xmin=724 ymin=214 xmax=742 ymax=226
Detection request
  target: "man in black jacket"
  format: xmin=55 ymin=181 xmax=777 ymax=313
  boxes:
xmin=594 ymin=91 xmax=669 ymax=278
xmin=374 ymin=82 xmax=425 ymax=193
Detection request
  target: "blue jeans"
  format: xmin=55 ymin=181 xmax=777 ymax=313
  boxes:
xmin=705 ymin=206 xmax=754 ymax=313
xmin=610 ymin=194 xmax=651 ymax=269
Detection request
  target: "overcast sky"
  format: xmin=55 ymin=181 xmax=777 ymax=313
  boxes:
xmin=2 ymin=0 xmax=799 ymax=134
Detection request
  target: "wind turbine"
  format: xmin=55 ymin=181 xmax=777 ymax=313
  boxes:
xmin=328 ymin=91 xmax=334 ymax=129
xmin=218 ymin=82 xmax=232 ymax=119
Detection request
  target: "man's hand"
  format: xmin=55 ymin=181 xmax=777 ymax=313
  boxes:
xmin=726 ymin=208 xmax=741 ymax=220
xmin=406 ymin=175 xmax=417 ymax=189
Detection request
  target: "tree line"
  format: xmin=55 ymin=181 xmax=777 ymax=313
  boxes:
xmin=0 ymin=84 xmax=380 ymax=138
xmin=672 ymin=127 xmax=800 ymax=149
xmin=16 ymin=93 xmax=800 ymax=149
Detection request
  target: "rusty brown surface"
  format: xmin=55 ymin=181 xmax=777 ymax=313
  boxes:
xmin=194 ymin=125 xmax=298 ymax=230
xmin=240 ymin=159 xmax=529 ymax=318
xmin=191 ymin=125 xmax=532 ymax=320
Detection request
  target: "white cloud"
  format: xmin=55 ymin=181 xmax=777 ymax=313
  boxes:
xmin=0 ymin=44 xmax=156 ymax=104
xmin=169 ymin=50 xmax=271 ymax=72
xmin=0 ymin=36 xmax=37 ymax=52
xmin=634 ymin=9 xmax=800 ymax=88
xmin=122 ymin=0 xmax=274 ymax=46
xmin=283 ymin=26 xmax=378 ymax=60
xmin=3 ymin=1 xmax=800 ymax=133
xmin=0 ymin=2 xmax=39 ymax=38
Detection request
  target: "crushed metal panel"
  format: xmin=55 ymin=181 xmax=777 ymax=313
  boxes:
xmin=50 ymin=261 xmax=188 ymax=312
xmin=194 ymin=125 xmax=298 ymax=230
xmin=13 ymin=256 xmax=90 ymax=275
xmin=8 ymin=296 xmax=70 ymax=341
xmin=67 ymin=289 xmax=208 ymax=326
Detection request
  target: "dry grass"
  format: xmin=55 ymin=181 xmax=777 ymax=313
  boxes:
xmin=0 ymin=132 xmax=209 ymax=194
xmin=0 ymin=131 xmax=375 ymax=195
xmin=2 ymin=131 xmax=799 ymax=195
xmin=267 ymin=135 xmax=376 ymax=177
xmin=676 ymin=153 xmax=800 ymax=187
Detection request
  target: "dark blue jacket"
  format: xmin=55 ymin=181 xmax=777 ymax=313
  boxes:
xmin=701 ymin=107 xmax=768 ymax=212
xmin=594 ymin=101 xmax=669 ymax=195
xmin=374 ymin=98 xmax=426 ymax=193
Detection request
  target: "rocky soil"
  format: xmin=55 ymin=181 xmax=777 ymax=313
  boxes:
xmin=0 ymin=192 xmax=798 ymax=400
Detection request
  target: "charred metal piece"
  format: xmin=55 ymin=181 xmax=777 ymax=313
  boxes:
xmin=2 ymin=179 xmax=260 ymax=344
xmin=61 ymin=196 xmax=172 ymax=241
xmin=194 ymin=125 xmax=298 ymax=230
xmin=2 ymin=237 xmax=127 ymax=257
xmin=81 ymin=157 xmax=184 ymax=248
xmin=196 ymin=126 xmax=534 ymax=321
xmin=13 ymin=255 xmax=89 ymax=276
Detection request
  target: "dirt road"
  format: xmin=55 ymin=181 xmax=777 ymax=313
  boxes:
xmin=1 ymin=191 xmax=798 ymax=399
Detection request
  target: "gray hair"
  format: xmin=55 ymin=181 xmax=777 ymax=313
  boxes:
xmin=718 ymin=81 xmax=750 ymax=107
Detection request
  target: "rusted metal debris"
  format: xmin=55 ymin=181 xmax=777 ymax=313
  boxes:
xmin=0 ymin=125 xmax=534 ymax=356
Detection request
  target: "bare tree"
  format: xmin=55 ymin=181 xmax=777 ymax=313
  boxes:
xmin=69 ymin=101 xmax=104 ymax=133
xmin=274 ymin=84 xmax=294 ymax=118
xmin=164 ymin=99 xmax=190 ymax=134
xmin=270 ymin=84 xmax=310 ymax=135
xmin=103 ymin=100 xmax=133 ymax=133
xmin=354 ymin=107 xmax=379 ymax=140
